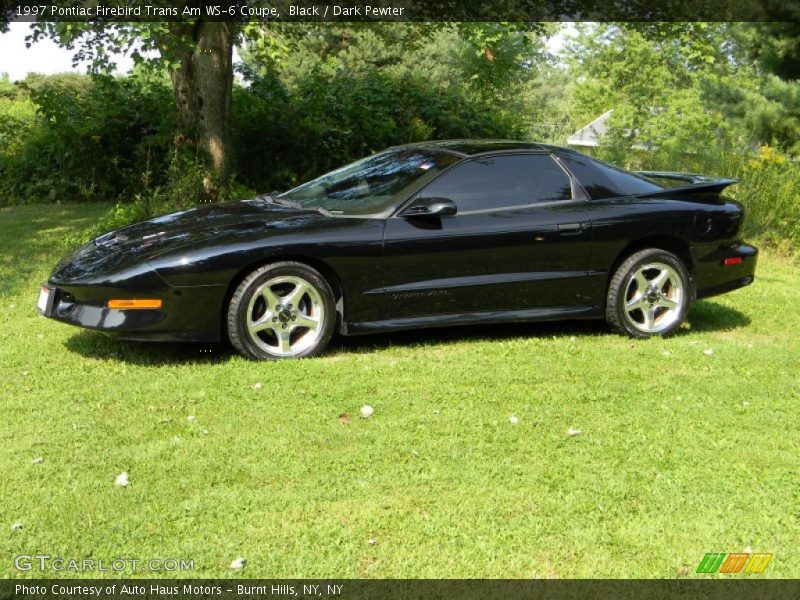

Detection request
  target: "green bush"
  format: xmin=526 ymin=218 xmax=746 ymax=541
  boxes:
xmin=0 ymin=73 xmax=176 ymax=205
xmin=1 ymin=67 xmax=521 ymax=206
xmin=733 ymin=147 xmax=800 ymax=251
xmin=230 ymin=67 xmax=522 ymax=193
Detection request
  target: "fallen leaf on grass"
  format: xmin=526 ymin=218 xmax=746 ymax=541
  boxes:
xmin=338 ymin=413 xmax=351 ymax=425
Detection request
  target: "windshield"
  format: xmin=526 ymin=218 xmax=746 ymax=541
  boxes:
xmin=279 ymin=148 xmax=460 ymax=215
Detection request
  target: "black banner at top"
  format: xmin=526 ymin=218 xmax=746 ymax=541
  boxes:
xmin=2 ymin=0 xmax=800 ymax=22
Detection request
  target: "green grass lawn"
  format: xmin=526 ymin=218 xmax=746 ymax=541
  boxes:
xmin=1 ymin=203 xmax=798 ymax=579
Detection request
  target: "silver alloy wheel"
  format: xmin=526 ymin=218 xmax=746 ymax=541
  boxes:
xmin=623 ymin=262 xmax=684 ymax=334
xmin=245 ymin=275 xmax=325 ymax=357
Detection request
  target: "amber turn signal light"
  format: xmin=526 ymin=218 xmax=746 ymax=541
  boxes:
xmin=108 ymin=299 xmax=163 ymax=309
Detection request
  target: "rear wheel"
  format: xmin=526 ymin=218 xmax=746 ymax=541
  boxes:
xmin=227 ymin=262 xmax=336 ymax=360
xmin=606 ymin=248 xmax=691 ymax=338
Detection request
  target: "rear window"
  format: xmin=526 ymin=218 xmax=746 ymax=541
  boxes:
xmin=557 ymin=152 xmax=663 ymax=200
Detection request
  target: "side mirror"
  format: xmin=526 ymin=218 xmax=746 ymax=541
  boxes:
xmin=401 ymin=197 xmax=457 ymax=219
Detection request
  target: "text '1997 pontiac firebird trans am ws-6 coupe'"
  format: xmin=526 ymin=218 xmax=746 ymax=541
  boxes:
xmin=37 ymin=140 xmax=757 ymax=360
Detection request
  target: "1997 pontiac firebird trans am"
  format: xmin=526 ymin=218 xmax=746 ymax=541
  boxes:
xmin=37 ymin=140 xmax=757 ymax=360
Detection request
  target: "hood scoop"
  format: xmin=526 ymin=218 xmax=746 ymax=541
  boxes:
xmin=94 ymin=231 xmax=125 ymax=250
xmin=95 ymin=230 xmax=167 ymax=250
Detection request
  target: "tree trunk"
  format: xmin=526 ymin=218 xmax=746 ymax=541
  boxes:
xmin=164 ymin=21 xmax=234 ymax=196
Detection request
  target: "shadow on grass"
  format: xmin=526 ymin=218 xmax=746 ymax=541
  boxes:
xmin=685 ymin=300 xmax=751 ymax=333
xmin=64 ymin=330 xmax=234 ymax=366
xmin=64 ymin=300 xmax=750 ymax=364
xmin=334 ymin=300 xmax=751 ymax=354
xmin=331 ymin=318 xmax=609 ymax=355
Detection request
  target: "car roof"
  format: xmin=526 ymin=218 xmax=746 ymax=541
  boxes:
xmin=396 ymin=139 xmax=567 ymax=156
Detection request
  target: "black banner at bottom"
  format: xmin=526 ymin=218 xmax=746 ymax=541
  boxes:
xmin=2 ymin=579 xmax=800 ymax=600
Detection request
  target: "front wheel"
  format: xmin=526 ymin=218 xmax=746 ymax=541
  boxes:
xmin=227 ymin=262 xmax=336 ymax=360
xmin=606 ymin=248 xmax=691 ymax=338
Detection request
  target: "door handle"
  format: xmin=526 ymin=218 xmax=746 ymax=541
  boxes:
xmin=557 ymin=222 xmax=583 ymax=232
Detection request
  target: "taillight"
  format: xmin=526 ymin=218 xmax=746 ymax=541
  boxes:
xmin=723 ymin=257 xmax=742 ymax=266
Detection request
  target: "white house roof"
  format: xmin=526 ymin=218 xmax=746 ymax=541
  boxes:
xmin=566 ymin=110 xmax=613 ymax=147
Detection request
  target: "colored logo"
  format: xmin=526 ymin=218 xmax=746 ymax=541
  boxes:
xmin=696 ymin=552 xmax=773 ymax=574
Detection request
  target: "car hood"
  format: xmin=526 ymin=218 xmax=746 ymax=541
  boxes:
xmin=95 ymin=199 xmax=330 ymax=256
xmin=50 ymin=198 xmax=334 ymax=284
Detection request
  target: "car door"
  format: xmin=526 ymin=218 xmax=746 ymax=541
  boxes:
xmin=380 ymin=153 xmax=594 ymax=320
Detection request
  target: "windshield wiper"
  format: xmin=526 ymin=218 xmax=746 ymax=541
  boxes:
xmin=258 ymin=193 xmax=333 ymax=216
xmin=259 ymin=193 xmax=302 ymax=209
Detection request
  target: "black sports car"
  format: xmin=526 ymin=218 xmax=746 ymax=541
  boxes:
xmin=37 ymin=140 xmax=757 ymax=360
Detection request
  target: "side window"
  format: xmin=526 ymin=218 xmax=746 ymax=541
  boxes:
xmin=419 ymin=154 xmax=572 ymax=213
xmin=556 ymin=152 xmax=663 ymax=200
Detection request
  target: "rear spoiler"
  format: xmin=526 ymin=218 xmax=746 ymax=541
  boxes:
xmin=633 ymin=171 xmax=738 ymax=198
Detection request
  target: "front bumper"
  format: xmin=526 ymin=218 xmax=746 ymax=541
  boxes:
xmin=37 ymin=281 xmax=228 ymax=342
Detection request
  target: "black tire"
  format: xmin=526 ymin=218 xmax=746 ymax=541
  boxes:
xmin=606 ymin=248 xmax=691 ymax=338
xmin=227 ymin=261 xmax=336 ymax=360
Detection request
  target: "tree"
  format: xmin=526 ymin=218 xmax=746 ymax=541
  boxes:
xmin=703 ymin=23 xmax=800 ymax=154
xmin=620 ymin=22 xmax=800 ymax=154
xmin=241 ymin=22 xmax=552 ymax=129
xmin=29 ymin=16 xmax=236 ymax=196
xmin=26 ymin=17 xmax=551 ymax=197
xmin=737 ymin=23 xmax=800 ymax=81
xmin=563 ymin=23 xmax=789 ymax=164
xmin=159 ymin=22 xmax=234 ymax=187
